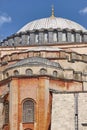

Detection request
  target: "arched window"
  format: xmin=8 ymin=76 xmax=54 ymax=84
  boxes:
xmin=14 ymin=70 xmax=19 ymax=76
xmin=27 ymin=35 xmax=30 ymax=45
xmin=71 ymin=32 xmax=76 ymax=42
xmin=35 ymin=31 xmax=39 ymax=43
xmin=79 ymin=34 xmax=82 ymax=42
xmin=53 ymin=31 xmax=58 ymax=42
xmin=44 ymin=31 xmax=48 ymax=42
xmin=62 ymin=31 xmax=67 ymax=42
xmin=23 ymin=99 xmax=34 ymax=123
xmin=26 ymin=69 xmax=33 ymax=75
xmin=40 ymin=68 xmax=47 ymax=75
xmin=53 ymin=71 xmax=58 ymax=77
xmin=4 ymin=101 xmax=9 ymax=124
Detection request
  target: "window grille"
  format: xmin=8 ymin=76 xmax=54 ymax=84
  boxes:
xmin=4 ymin=101 xmax=9 ymax=124
xmin=23 ymin=99 xmax=34 ymax=123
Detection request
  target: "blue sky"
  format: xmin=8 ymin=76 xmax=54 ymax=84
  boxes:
xmin=0 ymin=0 xmax=87 ymax=40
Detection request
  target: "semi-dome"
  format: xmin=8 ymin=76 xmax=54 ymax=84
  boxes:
xmin=18 ymin=16 xmax=86 ymax=33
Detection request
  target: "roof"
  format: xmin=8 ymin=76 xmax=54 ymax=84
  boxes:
xmin=18 ymin=16 xmax=87 ymax=33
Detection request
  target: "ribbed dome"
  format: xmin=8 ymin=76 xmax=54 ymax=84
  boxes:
xmin=18 ymin=16 xmax=87 ymax=32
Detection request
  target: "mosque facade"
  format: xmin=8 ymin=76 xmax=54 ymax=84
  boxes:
xmin=0 ymin=8 xmax=87 ymax=130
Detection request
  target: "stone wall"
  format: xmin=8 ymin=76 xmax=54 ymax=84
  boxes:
xmin=51 ymin=92 xmax=87 ymax=130
xmin=51 ymin=93 xmax=75 ymax=130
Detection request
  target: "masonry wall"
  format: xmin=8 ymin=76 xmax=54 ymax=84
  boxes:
xmin=51 ymin=93 xmax=87 ymax=130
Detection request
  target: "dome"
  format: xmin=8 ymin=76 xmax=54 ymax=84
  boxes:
xmin=18 ymin=16 xmax=87 ymax=33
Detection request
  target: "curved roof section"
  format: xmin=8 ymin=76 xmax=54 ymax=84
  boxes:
xmin=18 ymin=17 xmax=87 ymax=32
xmin=5 ymin=57 xmax=62 ymax=70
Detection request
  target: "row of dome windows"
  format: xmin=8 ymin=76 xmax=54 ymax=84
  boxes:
xmin=5 ymin=68 xmax=58 ymax=78
xmin=28 ymin=31 xmax=83 ymax=43
xmin=3 ymin=31 xmax=84 ymax=46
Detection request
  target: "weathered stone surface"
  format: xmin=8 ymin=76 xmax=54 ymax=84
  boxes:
xmin=78 ymin=93 xmax=87 ymax=130
xmin=51 ymin=92 xmax=87 ymax=130
xmin=0 ymin=103 xmax=4 ymax=130
xmin=51 ymin=93 xmax=75 ymax=130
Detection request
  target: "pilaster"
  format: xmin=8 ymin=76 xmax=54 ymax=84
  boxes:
xmin=9 ymin=78 xmax=18 ymax=130
xmin=37 ymin=77 xmax=50 ymax=130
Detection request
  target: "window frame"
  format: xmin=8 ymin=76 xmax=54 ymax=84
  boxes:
xmin=22 ymin=99 xmax=35 ymax=123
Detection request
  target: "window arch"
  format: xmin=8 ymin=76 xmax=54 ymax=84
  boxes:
xmin=26 ymin=69 xmax=33 ymax=75
xmin=14 ymin=70 xmax=19 ymax=76
xmin=40 ymin=68 xmax=47 ymax=75
xmin=53 ymin=30 xmax=58 ymax=42
xmin=23 ymin=99 xmax=34 ymax=123
xmin=4 ymin=101 xmax=9 ymax=124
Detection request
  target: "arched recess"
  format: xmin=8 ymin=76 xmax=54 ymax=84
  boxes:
xmin=40 ymin=68 xmax=47 ymax=75
xmin=26 ymin=69 xmax=33 ymax=75
xmin=22 ymin=99 xmax=35 ymax=123
xmin=53 ymin=70 xmax=58 ymax=77
xmin=14 ymin=70 xmax=19 ymax=76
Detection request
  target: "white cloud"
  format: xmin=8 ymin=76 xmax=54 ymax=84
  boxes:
xmin=0 ymin=12 xmax=12 ymax=27
xmin=79 ymin=7 xmax=87 ymax=14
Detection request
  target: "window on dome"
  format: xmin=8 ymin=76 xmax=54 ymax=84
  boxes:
xmin=23 ymin=99 xmax=34 ymax=123
xmin=44 ymin=31 xmax=48 ymax=42
xmin=35 ymin=32 xmax=39 ymax=43
xmin=79 ymin=34 xmax=82 ymax=42
xmin=27 ymin=35 xmax=30 ymax=44
xmin=71 ymin=33 xmax=75 ymax=42
xmin=53 ymin=31 xmax=58 ymax=42
xmin=62 ymin=31 xmax=67 ymax=42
